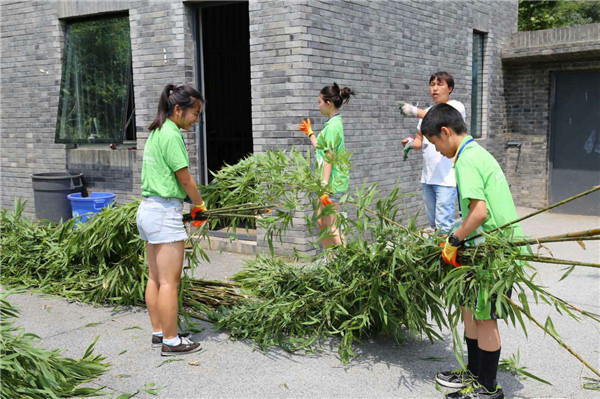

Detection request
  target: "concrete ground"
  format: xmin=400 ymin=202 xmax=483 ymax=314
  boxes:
xmin=7 ymin=207 xmax=600 ymax=399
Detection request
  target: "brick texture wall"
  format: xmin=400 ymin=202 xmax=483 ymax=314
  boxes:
xmin=1 ymin=0 xmax=518 ymax=255
xmin=1 ymin=1 xmax=66 ymax=214
xmin=502 ymin=24 xmax=600 ymax=208
xmin=0 ymin=0 xmax=200 ymax=217
xmin=249 ymin=0 xmax=517 ymax=254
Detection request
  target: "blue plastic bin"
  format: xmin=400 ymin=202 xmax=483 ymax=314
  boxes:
xmin=67 ymin=192 xmax=116 ymax=224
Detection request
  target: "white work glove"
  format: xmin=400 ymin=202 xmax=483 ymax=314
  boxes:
xmin=396 ymin=101 xmax=419 ymax=118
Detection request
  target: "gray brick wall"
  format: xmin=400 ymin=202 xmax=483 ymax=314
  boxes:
xmin=502 ymin=59 xmax=600 ymax=208
xmin=1 ymin=0 xmax=66 ymax=214
xmin=1 ymin=0 xmax=518 ymax=256
xmin=502 ymin=24 xmax=600 ymax=208
xmin=249 ymin=0 xmax=517 ymax=254
xmin=0 ymin=0 xmax=200 ymax=217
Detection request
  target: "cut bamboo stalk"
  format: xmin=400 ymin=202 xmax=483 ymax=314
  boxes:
xmin=510 ymin=228 xmax=600 ymax=246
xmin=542 ymin=291 xmax=600 ymax=321
xmin=466 ymin=186 xmax=600 ymax=242
xmin=505 ymin=296 xmax=600 ymax=378
xmin=516 ymin=255 xmax=600 ymax=268
xmin=206 ymin=204 xmax=274 ymax=213
xmin=512 ymin=237 xmax=600 ymax=245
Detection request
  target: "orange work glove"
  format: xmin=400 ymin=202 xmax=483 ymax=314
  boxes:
xmin=298 ymin=118 xmax=314 ymax=137
xmin=439 ymin=237 xmax=461 ymax=268
xmin=191 ymin=201 xmax=208 ymax=228
xmin=320 ymin=193 xmax=333 ymax=206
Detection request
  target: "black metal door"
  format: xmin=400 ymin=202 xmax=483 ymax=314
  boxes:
xmin=550 ymin=71 xmax=600 ymax=216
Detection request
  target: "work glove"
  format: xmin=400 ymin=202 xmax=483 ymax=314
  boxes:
xmin=402 ymin=137 xmax=415 ymax=161
xmin=298 ymin=118 xmax=314 ymax=137
xmin=320 ymin=193 xmax=333 ymax=206
xmin=191 ymin=201 xmax=208 ymax=228
xmin=320 ymin=180 xmax=333 ymax=206
xmin=439 ymin=237 xmax=461 ymax=268
xmin=396 ymin=101 xmax=419 ymax=118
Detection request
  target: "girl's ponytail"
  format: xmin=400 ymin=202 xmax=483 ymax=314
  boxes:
xmin=321 ymin=82 xmax=356 ymax=108
xmin=339 ymin=85 xmax=355 ymax=105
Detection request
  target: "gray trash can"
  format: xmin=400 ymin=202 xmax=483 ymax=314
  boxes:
xmin=31 ymin=172 xmax=84 ymax=223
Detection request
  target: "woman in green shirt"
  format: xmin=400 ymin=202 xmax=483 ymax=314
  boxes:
xmin=137 ymin=84 xmax=207 ymax=356
xmin=299 ymin=82 xmax=355 ymax=250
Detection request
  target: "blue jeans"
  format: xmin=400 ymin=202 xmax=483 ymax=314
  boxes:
xmin=422 ymin=183 xmax=457 ymax=233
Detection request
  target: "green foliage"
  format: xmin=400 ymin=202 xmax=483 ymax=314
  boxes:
xmin=518 ymin=0 xmax=600 ymax=31
xmin=2 ymin=148 xmax=597 ymax=378
xmin=0 ymin=291 xmax=109 ymax=398
xmin=0 ymin=198 xmax=237 ymax=326
xmin=1 ymin=199 xmax=147 ymax=305
xmin=197 ymin=148 xmax=328 ymax=252
xmin=211 ymin=181 xmax=599 ymax=369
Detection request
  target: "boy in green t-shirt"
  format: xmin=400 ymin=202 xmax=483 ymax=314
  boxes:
xmin=420 ymin=103 xmax=519 ymax=399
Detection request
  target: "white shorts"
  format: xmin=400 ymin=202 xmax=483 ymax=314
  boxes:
xmin=136 ymin=196 xmax=188 ymax=244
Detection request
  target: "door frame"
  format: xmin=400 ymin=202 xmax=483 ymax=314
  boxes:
xmin=548 ymin=70 xmax=558 ymax=206
xmin=191 ymin=1 xmax=248 ymax=186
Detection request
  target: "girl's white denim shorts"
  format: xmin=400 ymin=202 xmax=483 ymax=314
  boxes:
xmin=136 ymin=196 xmax=188 ymax=244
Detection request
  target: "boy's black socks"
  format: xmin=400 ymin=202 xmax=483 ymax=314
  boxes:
xmin=465 ymin=337 xmax=479 ymax=376
xmin=478 ymin=347 xmax=501 ymax=392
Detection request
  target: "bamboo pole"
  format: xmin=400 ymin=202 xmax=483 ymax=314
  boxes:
xmin=466 ymin=186 xmax=600 ymax=242
xmin=516 ymin=255 xmax=600 ymax=269
xmin=512 ymin=236 xmax=600 ymax=245
xmin=510 ymin=228 xmax=600 ymax=246
xmin=542 ymin=291 xmax=600 ymax=321
xmin=505 ymin=296 xmax=600 ymax=378
xmin=206 ymin=204 xmax=275 ymax=214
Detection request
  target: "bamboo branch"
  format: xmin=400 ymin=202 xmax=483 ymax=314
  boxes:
xmin=206 ymin=204 xmax=275 ymax=214
xmin=510 ymin=229 xmax=600 ymax=246
xmin=542 ymin=291 xmax=600 ymax=321
xmin=466 ymin=186 xmax=600 ymax=242
xmin=345 ymin=199 xmax=420 ymax=238
xmin=516 ymin=255 xmax=600 ymax=269
xmin=505 ymin=296 xmax=600 ymax=378
xmin=512 ymin=237 xmax=600 ymax=246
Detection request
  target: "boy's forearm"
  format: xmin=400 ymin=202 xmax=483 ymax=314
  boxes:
xmin=309 ymin=134 xmax=317 ymax=149
xmin=453 ymin=199 xmax=487 ymax=241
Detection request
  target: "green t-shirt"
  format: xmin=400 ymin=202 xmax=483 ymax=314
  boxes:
xmin=454 ymin=135 xmax=523 ymax=241
xmin=315 ymin=115 xmax=349 ymax=194
xmin=141 ymin=119 xmax=189 ymax=199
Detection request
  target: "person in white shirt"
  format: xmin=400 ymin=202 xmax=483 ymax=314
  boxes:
xmin=398 ymin=71 xmax=466 ymax=233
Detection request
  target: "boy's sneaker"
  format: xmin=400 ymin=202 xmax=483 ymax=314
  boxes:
xmin=161 ymin=336 xmax=201 ymax=356
xmin=445 ymin=382 xmax=504 ymax=399
xmin=151 ymin=332 xmax=192 ymax=348
xmin=435 ymin=368 xmax=476 ymax=389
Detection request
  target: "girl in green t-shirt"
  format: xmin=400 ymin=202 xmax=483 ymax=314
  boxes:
xmin=137 ymin=84 xmax=207 ymax=356
xmin=298 ymin=82 xmax=355 ymax=250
